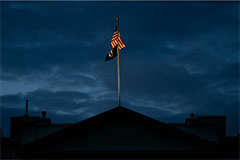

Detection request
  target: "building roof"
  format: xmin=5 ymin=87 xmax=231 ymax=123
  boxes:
xmin=21 ymin=106 xmax=222 ymax=150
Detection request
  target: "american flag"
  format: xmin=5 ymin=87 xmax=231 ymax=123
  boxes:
xmin=111 ymin=27 xmax=125 ymax=50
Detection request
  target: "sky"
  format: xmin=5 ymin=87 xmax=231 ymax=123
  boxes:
xmin=0 ymin=1 xmax=239 ymax=136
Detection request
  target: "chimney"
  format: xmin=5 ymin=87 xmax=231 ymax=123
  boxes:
xmin=41 ymin=111 xmax=47 ymax=119
xmin=185 ymin=113 xmax=198 ymax=125
xmin=24 ymin=100 xmax=29 ymax=117
xmin=39 ymin=111 xmax=51 ymax=124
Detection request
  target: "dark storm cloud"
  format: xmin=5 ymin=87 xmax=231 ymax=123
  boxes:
xmin=2 ymin=2 xmax=238 ymax=77
xmin=1 ymin=2 xmax=113 ymax=77
xmin=1 ymin=2 xmax=239 ymax=136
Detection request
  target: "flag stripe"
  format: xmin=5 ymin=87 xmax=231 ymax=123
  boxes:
xmin=111 ymin=30 xmax=125 ymax=50
xmin=119 ymin=42 xmax=123 ymax=48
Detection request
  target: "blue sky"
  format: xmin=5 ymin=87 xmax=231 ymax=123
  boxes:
xmin=1 ymin=1 xmax=239 ymax=136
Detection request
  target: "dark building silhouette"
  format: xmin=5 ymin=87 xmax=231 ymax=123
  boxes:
xmin=1 ymin=101 xmax=239 ymax=159
xmin=171 ymin=113 xmax=226 ymax=144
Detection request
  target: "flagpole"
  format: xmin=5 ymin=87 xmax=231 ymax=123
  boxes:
xmin=116 ymin=16 xmax=121 ymax=107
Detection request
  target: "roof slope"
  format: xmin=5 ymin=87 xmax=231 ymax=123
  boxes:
xmin=21 ymin=106 xmax=221 ymax=151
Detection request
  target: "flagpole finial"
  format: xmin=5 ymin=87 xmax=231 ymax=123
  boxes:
xmin=116 ymin=16 xmax=119 ymax=28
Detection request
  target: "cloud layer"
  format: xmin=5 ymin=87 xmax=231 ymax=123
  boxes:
xmin=1 ymin=2 xmax=239 ymax=136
